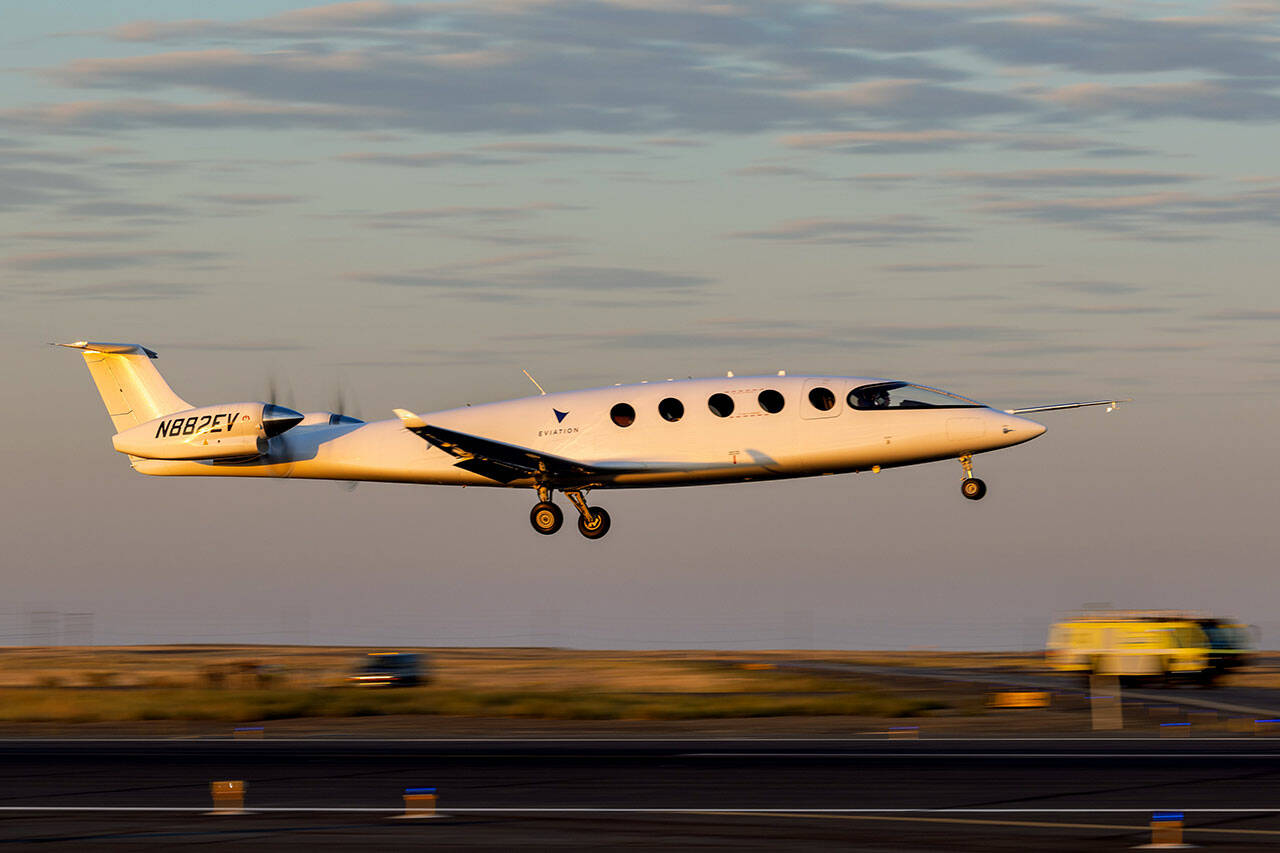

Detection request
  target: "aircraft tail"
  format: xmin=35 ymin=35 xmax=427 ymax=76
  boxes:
xmin=56 ymin=341 xmax=192 ymax=433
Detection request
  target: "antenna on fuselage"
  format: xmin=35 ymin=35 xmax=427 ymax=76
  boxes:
xmin=522 ymin=369 xmax=547 ymax=396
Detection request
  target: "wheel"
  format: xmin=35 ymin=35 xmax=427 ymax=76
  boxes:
xmin=961 ymin=477 xmax=987 ymax=500
xmin=530 ymin=501 xmax=563 ymax=535
xmin=577 ymin=506 xmax=611 ymax=540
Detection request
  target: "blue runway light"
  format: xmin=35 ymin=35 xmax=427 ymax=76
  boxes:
xmin=405 ymin=787 xmax=437 ymax=795
xmin=1160 ymin=722 xmax=1189 ymax=727
xmin=1152 ymin=812 xmax=1184 ymax=821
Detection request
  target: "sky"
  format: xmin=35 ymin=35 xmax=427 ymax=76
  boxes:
xmin=2 ymin=0 xmax=1279 ymax=649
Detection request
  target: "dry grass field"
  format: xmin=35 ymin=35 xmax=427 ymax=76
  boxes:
xmin=0 ymin=646 xmax=950 ymax=724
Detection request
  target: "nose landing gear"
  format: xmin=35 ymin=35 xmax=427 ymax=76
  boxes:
xmin=528 ymin=486 xmax=612 ymax=539
xmin=959 ymin=453 xmax=987 ymax=501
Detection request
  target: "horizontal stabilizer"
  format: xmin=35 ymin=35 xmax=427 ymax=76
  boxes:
xmin=54 ymin=341 xmax=159 ymax=358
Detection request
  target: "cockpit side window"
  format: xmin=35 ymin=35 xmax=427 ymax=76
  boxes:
xmin=848 ymin=382 xmax=981 ymax=410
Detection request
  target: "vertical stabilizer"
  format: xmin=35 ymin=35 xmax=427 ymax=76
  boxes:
xmin=56 ymin=342 xmax=192 ymax=432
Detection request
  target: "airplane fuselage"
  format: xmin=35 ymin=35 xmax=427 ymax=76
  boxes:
xmin=130 ymin=374 xmax=1046 ymax=488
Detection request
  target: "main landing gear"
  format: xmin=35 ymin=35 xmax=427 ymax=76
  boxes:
xmin=529 ymin=487 xmax=611 ymax=539
xmin=959 ymin=453 xmax=987 ymax=501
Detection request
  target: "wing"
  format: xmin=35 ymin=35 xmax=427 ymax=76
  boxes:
xmin=1004 ymin=399 xmax=1131 ymax=415
xmin=393 ymin=409 xmax=631 ymax=485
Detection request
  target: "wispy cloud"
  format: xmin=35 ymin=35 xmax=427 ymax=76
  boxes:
xmin=942 ymin=169 xmax=1199 ymax=189
xmin=192 ymin=193 xmax=305 ymax=206
xmin=30 ymin=280 xmax=202 ymax=301
xmin=1041 ymin=80 xmax=1280 ymax=122
xmin=976 ymin=186 xmax=1280 ymax=233
xmin=354 ymin=263 xmax=715 ymax=305
xmin=730 ymin=215 xmax=965 ymax=246
xmin=11 ymin=1 xmax=1279 ymax=142
xmin=6 ymin=248 xmax=220 ymax=271
xmin=1039 ymin=280 xmax=1145 ymax=296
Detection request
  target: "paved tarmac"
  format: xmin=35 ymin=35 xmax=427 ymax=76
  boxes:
xmin=2 ymin=739 xmax=1280 ymax=849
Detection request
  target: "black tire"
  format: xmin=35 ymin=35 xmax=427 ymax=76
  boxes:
xmin=577 ymin=506 xmax=611 ymax=540
xmin=961 ymin=477 xmax=987 ymax=500
xmin=530 ymin=501 xmax=563 ymax=535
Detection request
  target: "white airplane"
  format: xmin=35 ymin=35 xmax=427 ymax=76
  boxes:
xmin=57 ymin=341 xmax=1124 ymax=540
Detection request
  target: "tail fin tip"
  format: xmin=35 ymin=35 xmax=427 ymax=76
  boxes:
xmin=53 ymin=341 xmax=160 ymax=359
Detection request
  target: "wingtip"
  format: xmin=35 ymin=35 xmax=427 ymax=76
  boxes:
xmin=393 ymin=408 xmax=427 ymax=429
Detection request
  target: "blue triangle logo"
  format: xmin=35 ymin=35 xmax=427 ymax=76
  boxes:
xmin=553 ymin=409 xmax=568 ymax=423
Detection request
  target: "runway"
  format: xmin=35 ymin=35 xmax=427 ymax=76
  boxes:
xmin=2 ymin=739 xmax=1280 ymax=849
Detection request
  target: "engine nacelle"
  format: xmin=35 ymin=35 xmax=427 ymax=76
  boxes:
xmin=298 ymin=411 xmax=366 ymax=427
xmin=111 ymin=402 xmax=302 ymax=460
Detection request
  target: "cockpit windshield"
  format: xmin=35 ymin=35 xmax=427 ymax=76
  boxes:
xmin=848 ymin=382 xmax=982 ymax=410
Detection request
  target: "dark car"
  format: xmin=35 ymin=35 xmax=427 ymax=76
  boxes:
xmin=346 ymin=652 xmax=427 ymax=687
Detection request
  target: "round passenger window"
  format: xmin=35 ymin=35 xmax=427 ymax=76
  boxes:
xmin=658 ymin=397 xmax=684 ymax=422
xmin=808 ymin=386 xmax=835 ymax=411
xmin=758 ymin=389 xmax=784 ymax=414
xmin=610 ymin=402 xmax=636 ymax=427
xmin=708 ymin=393 xmax=735 ymax=418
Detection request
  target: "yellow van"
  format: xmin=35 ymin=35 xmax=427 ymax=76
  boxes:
xmin=1046 ymin=611 xmax=1248 ymax=686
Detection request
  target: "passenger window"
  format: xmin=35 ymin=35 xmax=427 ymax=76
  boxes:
xmin=807 ymin=386 xmax=835 ymax=411
xmin=658 ymin=397 xmax=684 ymax=422
xmin=708 ymin=393 xmax=734 ymax=417
xmin=610 ymin=403 xmax=636 ymax=427
xmin=758 ymin=389 xmax=784 ymax=414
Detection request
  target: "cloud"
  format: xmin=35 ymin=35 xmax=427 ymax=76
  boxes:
xmin=1040 ymin=80 xmax=1280 ymax=122
xmin=879 ymin=263 xmax=1037 ymax=274
xmin=100 ymin=2 xmax=438 ymax=42
xmin=793 ymin=79 xmax=1027 ymax=120
xmin=0 ymin=166 xmax=100 ymax=210
xmin=942 ymin=169 xmax=1199 ymax=189
xmin=475 ymin=141 xmax=634 ymax=156
xmin=644 ymin=137 xmax=707 ymax=148
xmin=15 ymin=229 xmax=151 ymax=242
xmin=193 ymin=193 xmax=305 ymax=206
xmin=2 ymin=98 xmax=385 ymax=134
xmin=13 ymin=1 xmax=1280 ymax=141
xmin=777 ymin=130 xmax=1136 ymax=156
xmin=30 ymin=281 xmax=202 ymax=301
xmin=976 ymin=186 xmax=1280 ymax=232
xmin=355 ymin=263 xmax=715 ymax=304
xmin=361 ymin=203 xmax=585 ymax=229
xmin=61 ymin=200 xmax=186 ymax=218
xmin=730 ymin=164 xmax=821 ymax=178
xmin=730 ymin=215 xmax=965 ymax=246
xmin=1200 ymin=309 xmax=1280 ymax=321
xmin=337 ymin=151 xmax=524 ymax=168
xmin=1039 ymin=280 xmax=1145 ymax=296
xmin=6 ymin=249 xmax=221 ymax=271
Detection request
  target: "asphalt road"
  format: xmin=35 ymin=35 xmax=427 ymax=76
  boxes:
xmin=2 ymin=739 xmax=1280 ymax=849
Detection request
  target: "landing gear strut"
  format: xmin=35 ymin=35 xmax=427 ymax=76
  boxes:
xmin=565 ymin=489 xmax=611 ymax=540
xmin=527 ymin=486 xmax=611 ymax=539
xmin=959 ymin=453 xmax=987 ymax=501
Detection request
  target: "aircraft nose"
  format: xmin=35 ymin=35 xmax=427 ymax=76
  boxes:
xmin=995 ymin=412 xmax=1046 ymax=443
